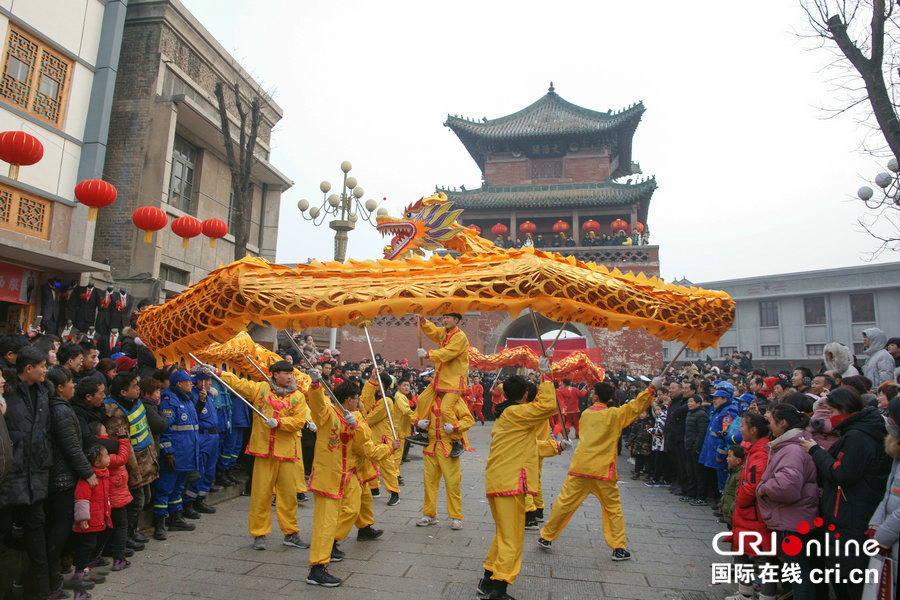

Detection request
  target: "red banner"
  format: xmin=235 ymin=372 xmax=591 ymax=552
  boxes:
xmin=0 ymin=262 xmax=38 ymax=305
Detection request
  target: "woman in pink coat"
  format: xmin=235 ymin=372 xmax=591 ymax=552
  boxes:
xmin=757 ymin=403 xmax=819 ymax=600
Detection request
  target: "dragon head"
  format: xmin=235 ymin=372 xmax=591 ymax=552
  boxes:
xmin=376 ymin=192 xmax=465 ymax=259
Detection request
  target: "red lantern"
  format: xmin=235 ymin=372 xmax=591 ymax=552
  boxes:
xmin=635 ymin=221 xmax=645 ymax=233
xmin=582 ymin=219 xmax=600 ymax=233
xmin=519 ymin=221 xmax=536 ymax=236
xmin=0 ymin=131 xmax=43 ymax=180
xmin=491 ymin=223 xmax=508 ymax=236
xmin=201 ymin=218 xmax=228 ymax=248
xmin=552 ymin=220 xmax=570 ymax=233
xmin=171 ymin=215 xmax=202 ymax=248
xmin=610 ymin=218 xmax=629 ymax=233
xmin=74 ymin=179 xmax=117 ymax=221
xmin=132 ymin=207 xmax=167 ymax=243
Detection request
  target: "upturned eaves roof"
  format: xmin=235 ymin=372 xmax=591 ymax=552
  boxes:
xmin=437 ymin=178 xmax=657 ymax=210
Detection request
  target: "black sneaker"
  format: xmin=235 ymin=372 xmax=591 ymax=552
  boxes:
xmin=330 ymin=542 xmax=345 ymax=562
xmin=537 ymin=537 xmax=552 ymax=551
xmin=405 ymin=432 xmax=429 ymax=446
xmin=612 ymin=548 xmax=631 ymax=561
xmin=689 ymin=498 xmax=708 ymax=506
xmin=449 ymin=439 xmax=465 ymax=458
xmin=306 ymin=565 xmax=342 ymax=587
xmin=370 ymin=488 xmax=381 ymax=498
xmin=476 ymin=575 xmax=493 ymax=597
xmin=297 ymin=492 xmax=308 ymax=503
xmin=679 ymin=496 xmax=692 ymax=503
xmin=535 ymin=508 xmax=544 ymax=522
xmin=387 ymin=492 xmax=400 ymax=506
xmin=524 ymin=519 xmax=539 ymax=530
xmin=357 ymin=525 xmax=383 ymax=541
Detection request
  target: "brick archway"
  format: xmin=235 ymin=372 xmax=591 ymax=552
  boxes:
xmin=484 ymin=310 xmax=594 ymax=354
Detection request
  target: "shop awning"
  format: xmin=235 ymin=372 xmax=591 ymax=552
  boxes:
xmin=1 ymin=239 xmax=111 ymax=274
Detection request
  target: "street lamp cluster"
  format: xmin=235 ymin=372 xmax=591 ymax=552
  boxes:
xmin=857 ymin=157 xmax=900 ymax=210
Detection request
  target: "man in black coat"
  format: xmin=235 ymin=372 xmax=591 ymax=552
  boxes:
xmin=663 ymin=381 xmax=689 ymax=495
xmin=71 ymin=375 xmax=115 ymax=454
xmin=0 ymin=347 xmax=53 ymax=600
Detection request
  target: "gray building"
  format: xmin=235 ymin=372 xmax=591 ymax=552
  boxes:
xmin=663 ymin=262 xmax=900 ymax=372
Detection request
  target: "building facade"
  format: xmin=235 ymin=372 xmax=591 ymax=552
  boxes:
xmin=0 ymin=0 xmax=125 ymax=334
xmin=661 ymin=262 xmax=900 ymax=373
xmin=96 ymin=0 xmax=291 ymax=305
xmin=337 ymin=86 xmax=664 ymax=374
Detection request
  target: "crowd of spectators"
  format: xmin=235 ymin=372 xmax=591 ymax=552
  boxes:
xmin=490 ymin=226 xmax=649 ymax=250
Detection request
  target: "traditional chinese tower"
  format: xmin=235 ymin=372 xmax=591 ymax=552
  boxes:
xmin=339 ymin=85 xmax=663 ymax=375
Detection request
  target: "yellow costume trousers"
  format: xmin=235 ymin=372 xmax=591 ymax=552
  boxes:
xmin=524 ymin=458 xmax=545 ymax=512
xmin=423 ymin=452 xmax=462 ymax=519
xmin=415 ymin=387 xmax=463 ymax=440
xmin=372 ymin=451 xmax=400 ymax=493
xmin=309 ymin=493 xmax=341 ymax=566
xmin=336 ymin=475 xmax=361 ymax=541
xmin=294 ymin=445 xmax=307 ymax=493
xmin=249 ymin=456 xmax=298 ymax=537
xmin=484 ymin=494 xmax=526 ymax=584
xmin=539 ymin=475 xmax=626 ymax=549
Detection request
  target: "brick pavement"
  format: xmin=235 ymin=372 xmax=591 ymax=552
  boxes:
xmin=89 ymin=422 xmax=737 ymax=600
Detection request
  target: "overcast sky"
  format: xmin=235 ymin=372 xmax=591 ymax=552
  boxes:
xmin=180 ymin=0 xmax=899 ymax=283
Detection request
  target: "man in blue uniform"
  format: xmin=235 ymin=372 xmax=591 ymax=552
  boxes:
xmin=213 ymin=375 xmax=241 ymax=488
xmin=153 ymin=369 xmax=199 ymax=540
xmin=183 ymin=370 xmax=220 ymax=517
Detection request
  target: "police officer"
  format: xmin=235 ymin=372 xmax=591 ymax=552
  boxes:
xmin=183 ymin=370 xmax=220 ymax=517
xmin=213 ymin=375 xmax=241 ymax=488
xmin=152 ymin=369 xmax=199 ymax=540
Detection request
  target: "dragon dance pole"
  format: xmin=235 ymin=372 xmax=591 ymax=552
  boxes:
xmin=282 ymin=330 xmax=354 ymax=420
xmin=547 ymin=322 xmax=568 ymax=353
xmin=187 ymin=352 xmax=267 ymax=421
xmin=529 ymin=311 xmax=570 ymax=442
xmin=241 ymin=353 xmax=273 ymax=381
xmin=363 ymin=326 xmax=398 ymax=439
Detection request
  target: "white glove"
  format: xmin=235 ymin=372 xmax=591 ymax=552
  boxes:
xmin=306 ymin=420 xmax=317 ymax=432
xmin=308 ymin=369 xmax=321 ymax=383
xmin=546 ymin=347 xmax=554 ymax=358
xmin=416 ymin=419 xmax=430 ymax=430
xmin=538 ymin=356 xmax=551 ymax=375
xmin=559 ymin=439 xmax=573 ymax=451
xmin=443 ymin=423 xmax=454 ymax=434
xmin=345 ymin=412 xmax=357 ymax=428
xmin=651 ymin=377 xmax=664 ymax=389
xmin=199 ymin=363 xmax=215 ymax=375
xmin=265 ymin=418 xmax=279 ymax=429
xmin=417 ymin=348 xmax=427 ymax=359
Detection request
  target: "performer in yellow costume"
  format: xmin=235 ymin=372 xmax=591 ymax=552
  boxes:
xmin=537 ymin=376 xmax=662 ymax=561
xmin=524 ymin=403 xmax=564 ymax=529
xmin=408 ymin=313 xmax=470 ymax=458
xmin=478 ymin=357 xmax=570 ymax=600
xmin=304 ymin=372 xmax=358 ymax=588
xmin=335 ymin=383 xmax=399 ymax=546
xmin=391 ymin=379 xmax=415 ymax=492
xmin=362 ymin=371 xmax=404 ymax=506
xmin=210 ymin=361 xmax=309 ymax=551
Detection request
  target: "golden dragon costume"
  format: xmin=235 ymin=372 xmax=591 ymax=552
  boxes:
xmin=468 ymin=346 xmax=606 ymax=384
xmin=137 ymin=193 xmax=734 ymax=361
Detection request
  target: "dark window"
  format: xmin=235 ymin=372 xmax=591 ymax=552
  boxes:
xmin=662 ymin=347 xmax=669 ymax=359
xmin=761 ymin=345 xmax=780 ymax=357
xmin=168 ymin=135 xmax=199 ymax=214
xmin=160 ymin=264 xmax=189 ymax=286
xmin=806 ymin=344 xmax=824 ymax=357
xmin=759 ymin=301 xmax=779 ymax=327
xmin=850 ymin=293 xmax=875 ymax=323
xmin=804 ymin=297 xmax=826 ymax=325
xmin=720 ymin=346 xmax=737 ymax=357
xmin=685 ymin=349 xmax=699 ymax=359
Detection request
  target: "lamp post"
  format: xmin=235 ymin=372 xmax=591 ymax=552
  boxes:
xmin=297 ymin=160 xmax=386 ymax=351
xmin=857 ymin=157 xmax=900 ymax=209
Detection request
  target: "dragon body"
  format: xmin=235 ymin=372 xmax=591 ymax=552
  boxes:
xmin=468 ymin=346 xmax=605 ymax=384
xmin=137 ymin=192 xmax=734 ymax=361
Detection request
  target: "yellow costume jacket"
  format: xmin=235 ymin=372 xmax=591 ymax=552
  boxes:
xmin=567 ymin=388 xmax=654 ymax=481
xmin=361 ymin=380 xmax=397 ymax=444
xmin=220 ymin=371 xmax=306 ymax=461
xmin=422 ymin=320 xmax=469 ymax=393
xmin=394 ymin=390 xmax=414 ymax=435
xmin=349 ymin=410 xmax=393 ymax=483
xmin=535 ymin=419 xmax=563 ymax=458
xmin=424 ymin=393 xmax=475 ymax=458
xmin=484 ymin=380 xmax=557 ymax=497
xmin=306 ymin=384 xmax=355 ymax=499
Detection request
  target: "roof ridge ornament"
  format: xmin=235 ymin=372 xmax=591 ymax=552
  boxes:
xmin=548 ymin=81 xmax=555 ymax=94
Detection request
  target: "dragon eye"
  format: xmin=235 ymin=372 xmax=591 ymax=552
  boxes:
xmin=405 ymin=212 xmax=413 ymax=218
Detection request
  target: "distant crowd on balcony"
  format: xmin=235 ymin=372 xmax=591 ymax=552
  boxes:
xmin=493 ymin=227 xmax=649 ymax=250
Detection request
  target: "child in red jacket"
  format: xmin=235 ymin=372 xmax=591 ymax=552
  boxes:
xmin=72 ymin=444 xmax=113 ymax=596
xmin=95 ymin=423 xmax=133 ymax=570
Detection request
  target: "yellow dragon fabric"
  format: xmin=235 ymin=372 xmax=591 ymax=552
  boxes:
xmin=137 ymin=193 xmax=734 ymax=361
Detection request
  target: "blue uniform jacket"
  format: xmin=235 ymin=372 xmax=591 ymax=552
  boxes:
xmin=699 ymin=400 xmax=739 ymax=470
xmin=193 ymin=387 xmax=219 ymax=455
xmin=210 ymin=380 xmax=232 ymax=433
xmin=158 ymin=387 xmax=199 ymax=472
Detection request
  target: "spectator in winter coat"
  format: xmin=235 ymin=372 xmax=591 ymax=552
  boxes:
xmin=71 ymin=376 xmax=114 ymax=453
xmin=0 ymin=371 xmax=11 ymax=484
xmin=699 ymin=390 xmax=738 ymax=492
xmin=807 ymin=397 xmax=840 ymax=451
xmin=728 ymin=413 xmax=773 ymax=600
xmin=862 ymin=327 xmax=896 ymax=389
xmin=868 ymin=396 xmax=900 ymax=594
xmin=682 ymin=396 xmax=709 ymax=505
xmin=94 ymin=422 xmax=132 ymax=569
xmin=663 ymin=382 xmax=688 ymax=495
xmin=718 ymin=445 xmax=743 ymax=527
xmin=800 ymin=388 xmax=892 ymax=600
xmin=823 ymin=342 xmax=860 ymax=379
xmin=757 ymin=403 xmax=819 ymax=600
xmin=0 ymin=346 xmax=53 ymax=600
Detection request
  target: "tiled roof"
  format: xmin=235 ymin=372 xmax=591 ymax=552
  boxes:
xmin=437 ymin=178 xmax=656 ymax=210
xmin=445 ymin=88 xmax=644 ymax=139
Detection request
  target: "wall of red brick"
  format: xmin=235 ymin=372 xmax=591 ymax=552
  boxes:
xmin=484 ymin=160 xmax=528 ymax=186
xmin=564 ymin=155 xmax=610 ymax=181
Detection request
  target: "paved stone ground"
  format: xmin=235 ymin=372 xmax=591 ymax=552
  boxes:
xmin=89 ymin=423 xmax=737 ymax=600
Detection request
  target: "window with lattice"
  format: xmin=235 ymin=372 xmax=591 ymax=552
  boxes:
xmin=0 ymin=26 xmax=71 ymax=125
xmin=0 ymin=183 xmax=50 ymax=239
